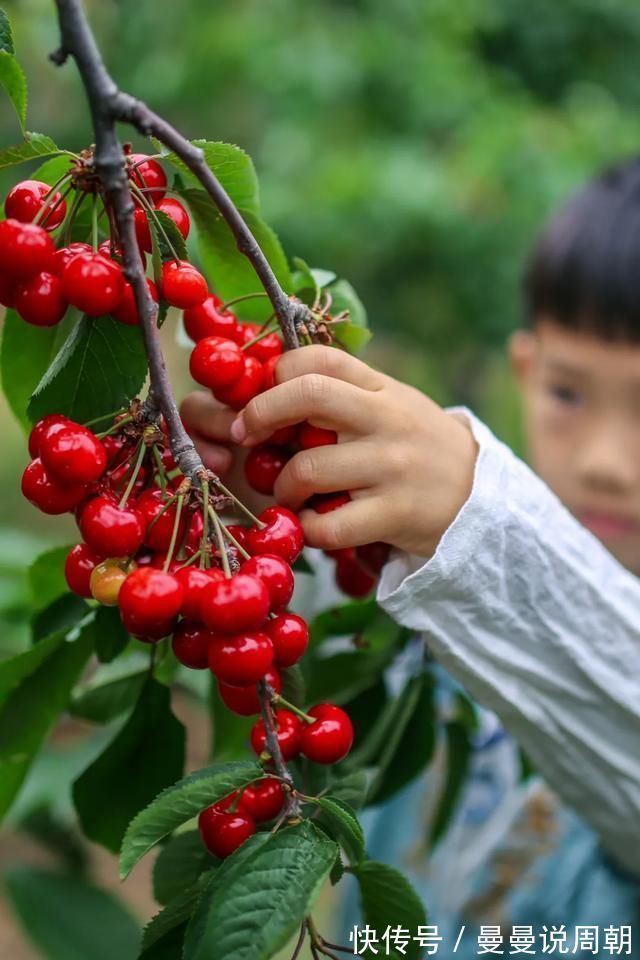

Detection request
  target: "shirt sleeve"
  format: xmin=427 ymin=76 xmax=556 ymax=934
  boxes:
xmin=377 ymin=408 xmax=640 ymax=876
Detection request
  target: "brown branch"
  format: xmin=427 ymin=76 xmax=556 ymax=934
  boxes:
xmin=258 ymin=678 xmax=301 ymax=818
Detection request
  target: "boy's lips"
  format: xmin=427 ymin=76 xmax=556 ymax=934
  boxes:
xmin=577 ymin=509 xmax=640 ymax=540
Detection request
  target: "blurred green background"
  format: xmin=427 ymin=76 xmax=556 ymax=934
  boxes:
xmin=2 ymin=1 xmax=640 ymax=952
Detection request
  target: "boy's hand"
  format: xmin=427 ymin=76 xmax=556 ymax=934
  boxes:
xmin=230 ymin=345 xmax=478 ymax=558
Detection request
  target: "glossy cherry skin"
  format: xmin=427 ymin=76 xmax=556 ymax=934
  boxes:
xmin=241 ymin=554 xmax=294 ymax=612
xmin=268 ymin=425 xmax=298 ymax=446
xmin=161 ymin=260 xmax=208 ymax=309
xmin=62 ymin=252 xmax=125 ymax=317
xmin=299 ymin=703 xmax=354 ymax=764
xmin=40 ymin=423 xmax=107 ymax=484
xmin=118 ymin=567 xmax=184 ymax=635
xmin=136 ymin=488 xmax=186 ymax=552
xmin=0 ymin=219 xmax=56 ymax=277
xmin=244 ymin=444 xmax=290 ymax=495
xmin=171 ymin=621 xmax=215 ymax=670
xmin=266 ymin=613 xmax=309 ymax=668
xmin=183 ymin=296 xmax=237 ymax=343
xmin=240 ymin=778 xmax=285 ymax=822
xmin=64 ymin=543 xmax=101 ymax=598
xmin=310 ymin=491 xmax=351 ymax=514
xmin=245 ymin=506 xmax=305 ymax=564
xmin=5 ymin=179 xmax=67 ymax=229
xmin=90 ymin=561 xmax=130 ymax=606
xmin=113 ymin=278 xmax=158 ymax=326
xmin=250 ymin=709 xmax=302 ymax=761
xmin=79 ymin=495 xmax=146 ymax=557
xmin=298 ymin=423 xmax=337 ymax=448
xmin=28 ymin=414 xmax=71 ymax=459
xmin=200 ymin=573 xmax=270 ymax=633
xmin=174 ymin=565 xmax=224 ymax=621
xmin=217 ymin=666 xmax=281 ymax=716
xmin=244 ymin=331 xmax=283 ymax=364
xmin=15 ymin=271 xmax=67 ymax=327
xmin=214 ymin=355 xmax=263 ymax=410
xmin=128 ymin=153 xmax=168 ymax=204
xmin=208 ymin=631 xmax=273 ymax=686
xmin=21 ymin=459 xmax=87 ymax=515
xmin=51 ymin=242 xmax=93 ymax=278
xmin=198 ymin=808 xmax=255 ymax=859
xmin=335 ymin=553 xmax=376 ymax=598
xmin=0 ymin=271 xmax=18 ymax=307
xmin=189 ymin=336 xmax=245 ymax=390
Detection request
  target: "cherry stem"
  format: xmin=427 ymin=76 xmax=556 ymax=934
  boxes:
xmin=96 ymin=413 xmax=133 ymax=438
xmin=145 ymin=488 xmax=181 ymax=533
xmin=211 ymin=478 xmax=264 ymax=528
xmin=240 ymin=322 xmax=280 ymax=351
xmin=151 ymin=444 xmax=167 ymax=494
xmin=33 ymin=173 xmax=73 ymax=226
xmin=271 ymin=693 xmax=314 ymax=724
xmin=219 ymin=521 xmax=251 ymax=561
xmin=200 ymin=478 xmax=210 ymax=569
xmin=118 ymin=440 xmax=146 ymax=507
xmin=175 ymin=549 xmax=204 ymax=571
xmin=91 ymin=193 xmax=99 ymax=250
xmin=129 ymin=180 xmax=181 ymax=261
xmin=209 ymin=506 xmax=231 ymax=579
xmin=163 ymin=494 xmax=184 ymax=573
xmin=221 ymin=291 xmax=270 ymax=311
xmin=61 ymin=188 xmax=86 ymax=246
xmin=84 ymin=408 xmax=127 ymax=428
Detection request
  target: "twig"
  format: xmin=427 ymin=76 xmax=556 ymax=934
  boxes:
xmin=290 ymin=924 xmax=307 ymax=960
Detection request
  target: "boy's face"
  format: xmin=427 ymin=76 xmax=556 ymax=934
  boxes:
xmin=511 ymin=319 xmax=640 ymax=575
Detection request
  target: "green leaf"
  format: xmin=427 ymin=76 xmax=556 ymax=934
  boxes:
xmin=428 ymin=719 xmax=473 ymax=849
xmin=329 ymin=278 xmax=368 ymax=328
xmin=160 ymin=140 xmax=260 ymax=215
xmin=73 ymin=677 xmax=185 ymax=853
xmin=183 ymin=821 xmax=337 ymax=960
xmin=355 ymin=860 xmax=427 ymax=960
xmin=27 ymin=315 xmax=148 ymax=425
xmin=6 ymin=867 xmax=140 ymax=960
xmin=140 ymin=923 xmax=188 ymax=960
xmin=311 ymin=795 xmax=365 ymax=864
xmin=330 ymin=851 xmax=345 ymax=886
xmin=31 ymin=153 xmax=75 ymax=185
xmin=292 ymin=552 xmax=313 ymax=574
xmin=280 ymin=662 xmax=306 ymax=706
xmin=0 ymin=628 xmax=93 ymax=820
xmin=149 ymin=208 xmax=188 ymax=262
xmin=0 ymin=51 xmax=27 ymax=132
xmin=32 ymin=593 xmax=90 ymax=643
xmin=0 ymin=133 xmax=60 ymax=168
xmin=28 ymin=545 xmax=73 ymax=612
xmin=88 ymin=604 xmax=131 ymax=663
xmin=142 ymin=874 xmax=212 ymax=953
xmin=333 ymin=322 xmax=373 ymax=355
xmin=153 ymin=829 xmax=214 ymax=906
xmin=0 ymin=9 xmax=15 ymax=53
xmin=327 ymin=770 xmax=369 ymax=811
xmin=119 ymin=759 xmax=262 ymax=878
xmin=209 ymin=681 xmax=254 ymax=761
xmin=309 ymin=599 xmax=378 ymax=646
xmin=70 ymin=669 xmax=146 ymax=724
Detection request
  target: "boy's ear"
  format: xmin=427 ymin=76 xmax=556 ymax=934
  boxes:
xmin=509 ymin=329 xmax=537 ymax=386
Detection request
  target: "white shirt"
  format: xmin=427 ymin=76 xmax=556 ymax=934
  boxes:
xmin=377 ymin=410 xmax=640 ymax=875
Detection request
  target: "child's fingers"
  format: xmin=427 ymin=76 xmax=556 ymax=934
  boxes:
xmin=298 ymin=495 xmax=387 ymax=552
xmin=274 ymin=442 xmax=379 ymax=511
xmin=275 ymin=344 xmax=385 ymax=392
xmin=180 ymin=391 xmax=237 ymax=442
xmin=189 ymin=434 xmax=234 ymax=475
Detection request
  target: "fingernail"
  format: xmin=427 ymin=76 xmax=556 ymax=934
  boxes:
xmin=230 ymin=416 xmax=247 ymax=443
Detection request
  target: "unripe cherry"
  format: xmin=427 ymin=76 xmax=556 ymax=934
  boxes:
xmin=299 ymin=703 xmax=354 ymax=764
xmin=250 ymin=709 xmax=302 ymax=761
xmin=217 ymin=666 xmax=281 ymax=716
xmin=21 ymin=458 xmax=87 ymax=515
xmin=90 ymin=561 xmax=130 ymax=606
xmin=64 ymin=543 xmax=101 ymax=598
xmin=15 ymin=271 xmax=67 ymax=327
xmin=208 ymin=631 xmax=273 ymax=685
xmin=266 ymin=613 xmax=309 ymax=667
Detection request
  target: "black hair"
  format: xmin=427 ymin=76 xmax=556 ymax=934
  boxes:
xmin=524 ymin=155 xmax=640 ymax=341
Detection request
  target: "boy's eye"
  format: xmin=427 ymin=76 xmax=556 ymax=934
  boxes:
xmin=548 ymin=384 xmax=582 ymax=406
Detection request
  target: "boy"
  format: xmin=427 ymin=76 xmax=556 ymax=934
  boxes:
xmin=181 ymin=156 xmax=640 ymax=953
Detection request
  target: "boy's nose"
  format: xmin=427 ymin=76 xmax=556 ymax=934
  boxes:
xmin=575 ymin=427 xmax=639 ymax=495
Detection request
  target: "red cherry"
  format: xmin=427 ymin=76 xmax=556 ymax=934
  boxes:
xmin=5 ymin=180 xmax=67 ymax=230
xmin=113 ymin=278 xmax=158 ymax=326
xmin=157 ymin=197 xmax=190 ymax=238
xmin=214 ymin=355 xmax=263 ymax=410
xmin=0 ymin=219 xmax=56 ymax=277
xmin=161 ymin=260 xmax=207 ymax=309
xmin=300 ymin=703 xmax=354 ymax=764
xmin=62 ymin=253 xmax=125 ymax=317
xmin=51 ymin=242 xmax=93 ymax=278
xmin=217 ymin=666 xmax=281 ymax=716
xmin=189 ymin=336 xmax=245 ymax=390
xmin=198 ymin=809 xmax=255 ymax=859
xmin=97 ymin=239 xmax=123 ymax=262
xmin=106 ymin=460 xmax=148 ymax=495
xmin=335 ymin=553 xmax=376 ymax=598
xmin=298 ymin=424 xmax=337 ymax=448
xmin=236 ymin=323 xmax=260 ymax=346
xmin=241 ymin=554 xmax=294 ymax=612
xmin=226 ymin=524 xmax=248 ymax=550
xmin=119 ymin=567 xmax=184 ymax=635
xmin=171 ymin=621 xmax=214 ymax=670
xmin=239 ymin=778 xmax=285 ymax=822
xmin=183 ymin=296 xmax=238 ymax=344
xmin=184 ymin=510 xmax=204 ymax=556
xmin=174 ymin=565 xmax=224 ymax=621
xmin=40 ymin=423 xmax=107 ymax=484
xmin=244 ymin=445 xmax=290 ymax=496
xmin=79 ymin=495 xmax=145 ymax=557
xmin=0 ymin=271 xmax=18 ymax=307
xmin=310 ymin=492 xmax=351 ymax=514
xmin=137 ymin=488 xmax=186 ymax=552
xmin=21 ymin=459 xmax=87 ymax=515
xmin=201 ymin=573 xmax=270 ymax=633
xmin=28 ymin=414 xmax=71 ymax=459
xmin=102 ymin=434 xmax=130 ymax=466
xmin=128 ymin=153 xmax=168 ymax=204
xmin=133 ymin=208 xmax=152 ymax=254
xmin=355 ymin=541 xmax=391 ymax=575
xmin=244 ymin=331 xmax=283 ymax=364
xmin=15 ymin=271 xmax=67 ymax=327
xmin=64 ymin=542 xmax=101 ymax=598
xmin=149 ymin=552 xmax=182 ymax=575
xmin=246 ymin=506 xmax=305 ymax=564
xmin=250 ymin=709 xmax=302 ymax=761
xmin=208 ymin=631 xmax=273 ymax=685
xmin=261 ymin=355 xmax=280 ymax=391
xmin=266 ymin=613 xmax=309 ymax=668
xmin=268 ymin=425 xmax=298 ymax=446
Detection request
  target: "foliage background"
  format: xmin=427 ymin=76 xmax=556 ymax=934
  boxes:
xmin=1 ymin=0 xmax=640 ymax=955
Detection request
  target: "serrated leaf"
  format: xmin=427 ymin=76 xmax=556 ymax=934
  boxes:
xmin=183 ymin=821 xmax=337 ymax=960
xmin=27 ymin=315 xmax=148 ymax=425
xmin=330 ymin=851 xmax=345 ymax=885
xmin=139 ymin=923 xmax=188 ymax=960
xmin=88 ymin=604 xmax=131 ymax=663
xmin=149 ymin=208 xmax=188 ymax=262
xmin=70 ymin=669 xmax=146 ymax=724
xmin=142 ymin=873 xmax=212 ymax=953
xmin=0 ymin=133 xmax=60 ymax=168
xmin=159 ymin=140 xmax=260 ymax=215
xmin=0 ymin=9 xmax=15 ymax=54
xmin=428 ymin=719 xmax=472 ymax=849
xmin=32 ymin=593 xmax=89 ymax=643
xmin=0 ymin=51 xmax=26 ymax=132
xmin=6 ymin=868 xmax=140 ymax=960
xmin=73 ymin=677 xmax=185 ymax=853
xmin=119 ymin=759 xmax=262 ymax=878
xmin=327 ymin=770 xmax=369 ymax=811
xmin=28 ymin=545 xmax=73 ymax=612
xmin=153 ymin=829 xmax=215 ymax=906
xmin=355 ymin=860 xmax=427 ymax=960
xmin=311 ymin=795 xmax=365 ymax=864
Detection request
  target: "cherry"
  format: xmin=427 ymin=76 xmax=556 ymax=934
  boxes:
xmin=113 ymin=278 xmax=158 ymax=326
xmin=5 ymin=180 xmax=67 ymax=230
xmin=128 ymin=153 xmax=168 ymax=204
xmin=214 ymin=355 xmax=263 ymax=410
xmin=0 ymin=220 xmax=56 ymax=277
xmin=240 ymin=778 xmax=285 ymax=822
xmin=137 ymin=488 xmax=186 ymax=552
xmin=335 ymin=553 xmax=376 ymax=598
xmin=266 ymin=613 xmax=309 ymax=668
xmin=174 ymin=565 xmax=224 ymax=621
xmin=156 ymin=197 xmax=190 ymax=238
xmin=161 ymin=260 xmax=207 ymax=309
xmin=0 ymin=271 xmax=18 ymax=307
xmin=79 ymin=495 xmax=145 ymax=557
xmin=64 ymin=543 xmax=101 ymax=598
xmin=189 ymin=336 xmax=245 ymax=390
xmin=51 ymin=242 xmax=93 ymax=278
xmin=201 ymin=573 xmax=270 ymax=633
xmin=90 ymin=560 xmax=130 ymax=606
xmin=244 ymin=444 xmax=290 ymax=495
xmin=198 ymin=809 xmax=255 ymax=859
xmin=246 ymin=506 xmax=305 ymax=564
xmin=355 ymin=541 xmax=391 ymax=575
xmin=102 ymin=434 xmax=130 ymax=467
xmin=236 ymin=323 xmax=260 ymax=346
xmin=172 ymin=621 xmax=214 ymax=670
xmin=28 ymin=414 xmax=71 ymax=459
xmin=62 ymin=252 xmax=125 ymax=317
xmin=241 ymin=554 xmax=294 ymax=611
xmin=149 ymin=552 xmax=182 ymax=575
xmin=184 ymin=509 xmax=204 ymax=555
xmin=300 ymin=703 xmax=354 ymax=764
xmin=217 ymin=666 xmax=281 ymax=716
xmin=107 ymin=460 xmax=148 ymax=494
xmin=261 ymin=355 xmax=279 ymax=391
xmin=40 ymin=423 xmax=107 ymax=484
xmin=298 ymin=424 xmax=337 ymax=448
xmin=244 ymin=331 xmax=283 ymax=364
xmin=15 ymin=271 xmax=67 ymax=327
xmin=208 ymin=631 xmax=273 ymax=685
xmin=268 ymin=425 xmax=298 ymax=446
xmin=183 ymin=296 xmax=237 ymax=343
xmin=226 ymin=524 xmax=248 ymax=550
xmin=21 ymin=459 xmax=87 ymax=515
xmin=118 ymin=567 xmax=184 ymax=636
xmin=310 ymin=491 xmax=351 ymax=514
xmin=250 ymin=709 xmax=302 ymax=761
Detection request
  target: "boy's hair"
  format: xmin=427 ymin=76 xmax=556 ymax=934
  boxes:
xmin=524 ymin=155 xmax=640 ymax=341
